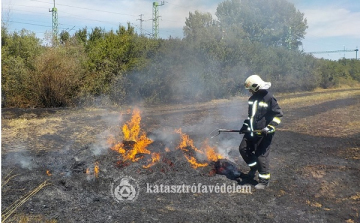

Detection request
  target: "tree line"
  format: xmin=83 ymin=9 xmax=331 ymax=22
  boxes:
xmin=2 ymin=0 xmax=360 ymax=108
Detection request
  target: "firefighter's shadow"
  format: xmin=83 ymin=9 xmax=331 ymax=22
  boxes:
xmin=215 ymin=159 xmax=258 ymax=186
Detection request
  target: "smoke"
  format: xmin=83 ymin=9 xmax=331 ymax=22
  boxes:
xmin=82 ymin=34 xmax=251 ymax=163
xmin=147 ymin=128 xmax=179 ymax=152
xmin=4 ymin=150 xmax=37 ymax=170
xmin=216 ymin=139 xmax=239 ymax=162
xmin=90 ymin=110 xmax=124 ymax=156
xmin=90 ymin=130 xmax=113 ymax=156
xmin=141 ymin=94 xmax=249 ymax=164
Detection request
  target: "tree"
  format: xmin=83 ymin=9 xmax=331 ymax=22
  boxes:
xmin=2 ymin=29 xmax=42 ymax=65
xmin=82 ymin=24 xmax=156 ymax=98
xmin=183 ymin=11 xmax=222 ymax=43
xmin=59 ymin=30 xmax=70 ymax=44
xmin=74 ymin=27 xmax=88 ymax=45
xmin=1 ymin=28 xmax=43 ymax=107
xmin=216 ymin=0 xmax=307 ymax=49
xmin=88 ymin=27 xmax=105 ymax=43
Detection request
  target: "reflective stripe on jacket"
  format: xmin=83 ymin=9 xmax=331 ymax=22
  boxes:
xmin=246 ymin=90 xmax=283 ymax=135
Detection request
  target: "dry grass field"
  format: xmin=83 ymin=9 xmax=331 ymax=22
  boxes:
xmin=2 ymin=87 xmax=360 ymax=222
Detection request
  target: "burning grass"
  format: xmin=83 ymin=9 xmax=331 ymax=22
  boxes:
xmin=107 ymin=108 xmax=224 ymax=172
xmin=176 ymin=128 xmax=223 ymax=168
xmin=108 ymin=108 xmax=153 ymax=164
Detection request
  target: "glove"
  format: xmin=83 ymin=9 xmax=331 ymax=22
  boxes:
xmin=240 ymin=120 xmax=251 ymax=133
xmin=261 ymin=125 xmax=275 ymax=135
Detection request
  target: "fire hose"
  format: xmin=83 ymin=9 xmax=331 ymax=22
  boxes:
xmin=210 ymin=129 xmax=262 ymax=138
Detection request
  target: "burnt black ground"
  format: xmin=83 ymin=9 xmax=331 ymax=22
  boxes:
xmin=1 ymin=91 xmax=360 ymax=223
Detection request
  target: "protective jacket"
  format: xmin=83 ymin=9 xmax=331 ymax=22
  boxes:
xmin=243 ymin=90 xmax=283 ymax=136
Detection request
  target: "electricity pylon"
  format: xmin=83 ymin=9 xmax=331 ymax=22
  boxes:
xmin=138 ymin=14 xmax=144 ymax=36
xmin=49 ymin=0 xmax=58 ymax=44
xmin=152 ymin=1 xmax=164 ymax=39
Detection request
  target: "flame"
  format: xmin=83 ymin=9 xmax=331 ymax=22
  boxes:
xmin=175 ymin=129 xmax=202 ymax=153
xmin=94 ymin=162 xmax=99 ymax=178
xmin=46 ymin=170 xmax=52 ymax=176
xmin=184 ymin=155 xmax=208 ymax=168
xmin=122 ymin=109 xmax=141 ymax=141
xmin=108 ymin=109 xmax=223 ymax=170
xmin=176 ymin=128 xmax=222 ymax=169
xmin=203 ymin=139 xmax=223 ymax=162
xmin=108 ymin=137 xmax=126 ymax=154
xmin=143 ymin=152 xmax=161 ymax=168
xmin=85 ymin=168 xmax=90 ymax=175
xmin=109 ymin=108 xmax=153 ymax=162
xmin=176 ymin=129 xmax=223 ymax=168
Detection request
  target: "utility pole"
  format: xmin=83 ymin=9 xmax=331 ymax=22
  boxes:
xmin=49 ymin=0 xmax=58 ymax=44
xmin=152 ymin=1 xmax=164 ymax=39
xmin=137 ymin=14 xmax=144 ymax=36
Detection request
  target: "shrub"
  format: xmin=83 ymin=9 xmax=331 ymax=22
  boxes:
xmin=29 ymin=46 xmax=86 ymax=107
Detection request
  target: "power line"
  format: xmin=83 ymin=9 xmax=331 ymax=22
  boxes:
xmin=6 ymin=28 xmax=47 ymax=34
xmin=60 ymin=11 xmax=122 ymax=26
xmin=7 ymin=17 xmax=76 ymax=30
xmin=30 ymin=0 xmax=139 ymax=17
xmin=4 ymin=1 xmax=182 ymax=39
xmin=7 ymin=18 xmax=49 ymax=25
xmin=4 ymin=8 xmax=125 ymax=26
xmin=2 ymin=3 xmax=49 ymax=10
xmin=308 ymin=48 xmax=359 ymax=59
xmin=130 ymin=22 xmax=152 ymax=37
xmin=164 ymin=2 xmax=189 ymax=9
xmin=4 ymin=7 xmax=128 ymax=32
xmin=8 ymin=20 xmax=52 ymax=28
xmin=7 ymin=20 xmax=74 ymax=32
xmin=308 ymin=49 xmax=358 ymax=54
xmin=2 ymin=8 xmax=51 ymax=16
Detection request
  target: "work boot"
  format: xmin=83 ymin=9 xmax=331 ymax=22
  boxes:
xmin=255 ymin=178 xmax=269 ymax=189
xmin=246 ymin=166 xmax=257 ymax=179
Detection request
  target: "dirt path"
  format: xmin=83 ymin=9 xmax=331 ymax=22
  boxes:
xmin=1 ymin=88 xmax=360 ymax=223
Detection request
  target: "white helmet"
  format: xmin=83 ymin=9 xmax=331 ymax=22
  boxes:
xmin=244 ymin=75 xmax=271 ymax=92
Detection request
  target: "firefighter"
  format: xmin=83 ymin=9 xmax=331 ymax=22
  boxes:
xmin=239 ymin=75 xmax=283 ymax=189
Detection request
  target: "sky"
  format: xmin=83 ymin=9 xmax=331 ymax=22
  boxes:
xmin=1 ymin=0 xmax=359 ymax=61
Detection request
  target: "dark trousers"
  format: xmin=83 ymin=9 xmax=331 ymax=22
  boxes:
xmin=239 ymin=134 xmax=273 ymax=175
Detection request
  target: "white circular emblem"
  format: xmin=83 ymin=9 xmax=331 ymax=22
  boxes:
xmin=110 ymin=176 xmax=139 ymax=202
